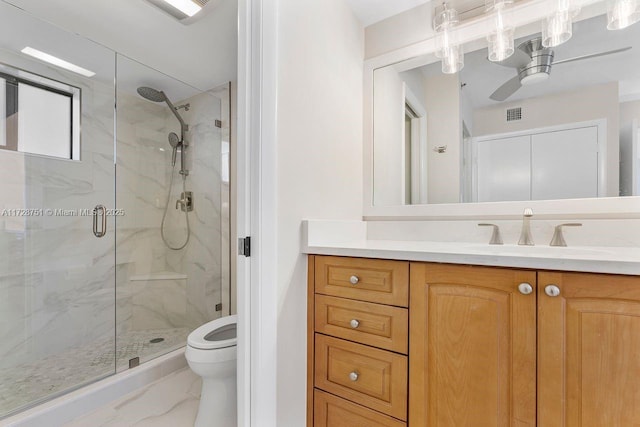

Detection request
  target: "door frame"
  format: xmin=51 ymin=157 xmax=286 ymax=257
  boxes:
xmin=237 ymin=0 xmax=278 ymax=426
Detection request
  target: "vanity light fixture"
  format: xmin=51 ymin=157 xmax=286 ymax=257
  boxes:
xmin=485 ymin=0 xmax=515 ymax=61
xmin=542 ymin=0 xmax=580 ymax=47
xmin=607 ymin=0 xmax=640 ymax=29
xmin=433 ymin=2 xmax=464 ymax=74
xmin=20 ymin=47 xmax=95 ymax=77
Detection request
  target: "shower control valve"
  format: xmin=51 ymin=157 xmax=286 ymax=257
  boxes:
xmin=176 ymin=191 xmax=194 ymax=212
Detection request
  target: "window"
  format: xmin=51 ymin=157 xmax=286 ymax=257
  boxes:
xmin=0 ymin=63 xmax=81 ymax=160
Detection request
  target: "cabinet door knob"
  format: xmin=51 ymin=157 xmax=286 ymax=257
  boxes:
xmin=518 ymin=283 xmax=533 ymax=295
xmin=349 ymin=275 xmax=359 ymax=285
xmin=350 ymin=319 xmax=360 ymax=329
xmin=545 ymin=285 xmax=561 ymax=297
xmin=349 ymin=371 xmax=359 ymax=381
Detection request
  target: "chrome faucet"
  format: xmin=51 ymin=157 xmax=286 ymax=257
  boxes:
xmin=550 ymin=223 xmax=582 ymax=246
xmin=518 ymin=208 xmax=534 ymax=246
xmin=478 ymin=223 xmax=503 ymax=245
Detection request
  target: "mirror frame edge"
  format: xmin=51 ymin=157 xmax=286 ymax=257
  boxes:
xmin=363 ymin=0 xmax=640 ymax=220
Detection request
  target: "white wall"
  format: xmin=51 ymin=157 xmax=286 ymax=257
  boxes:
xmin=425 ymin=73 xmax=461 ymax=204
xmin=473 ymin=82 xmax=620 ymax=197
xmin=373 ymin=67 xmax=405 ymax=206
xmin=621 ymin=100 xmax=640 ymax=125
xmin=365 ymin=3 xmax=433 ymax=59
xmin=274 ymin=0 xmax=364 ymax=425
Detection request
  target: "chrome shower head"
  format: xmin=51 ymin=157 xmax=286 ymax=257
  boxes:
xmin=137 ymin=86 xmax=167 ymax=103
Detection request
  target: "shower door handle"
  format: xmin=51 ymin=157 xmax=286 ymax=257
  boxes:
xmin=93 ymin=205 xmax=107 ymax=238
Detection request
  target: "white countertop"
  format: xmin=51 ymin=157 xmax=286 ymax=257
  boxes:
xmin=302 ymin=221 xmax=640 ymax=275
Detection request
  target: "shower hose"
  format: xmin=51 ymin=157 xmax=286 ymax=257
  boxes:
xmin=161 ymin=161 xmax=190 ymax=250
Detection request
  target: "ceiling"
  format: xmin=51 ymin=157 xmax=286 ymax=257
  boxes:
xmin=0 ymin=0 xmax=237 ymax=92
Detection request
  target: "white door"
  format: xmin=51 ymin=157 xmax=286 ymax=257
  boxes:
xmin=475 ymin=135 xmax=531 ymax=202
xmin=531 ymin=126 xmax=598 ymax=200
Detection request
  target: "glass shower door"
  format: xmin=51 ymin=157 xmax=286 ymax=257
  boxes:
xmin=0 ymin=3 xmax=116 ymax=418
xmin=115 ymin=56 xmax=228 ymax=370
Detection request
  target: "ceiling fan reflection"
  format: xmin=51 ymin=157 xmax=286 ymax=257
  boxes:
xmin=489 ymin=37 xmax=631 ymax=101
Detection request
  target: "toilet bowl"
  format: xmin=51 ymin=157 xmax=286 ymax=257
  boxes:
xmin=186 ymin=314 xmax=237 ymax=427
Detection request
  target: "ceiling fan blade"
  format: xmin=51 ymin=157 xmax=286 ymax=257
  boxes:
xmin=553 ymin=46 xmax=632 ymax=65
xmin=492 ymin=48 xmax=532 ymax=69
xmin=490 ymin=75 xmax=523 ymax=101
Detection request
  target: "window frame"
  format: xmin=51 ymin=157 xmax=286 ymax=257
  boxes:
xmin=0 ymin=62 xmax=81 ymax=161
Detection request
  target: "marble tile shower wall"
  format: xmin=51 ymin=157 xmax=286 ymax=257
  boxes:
xmin=0 ymin=78 xmax=116 ymax=371
xmin=116 ymin=90 xmax=223 ymax=366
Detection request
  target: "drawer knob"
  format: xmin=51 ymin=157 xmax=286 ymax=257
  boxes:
xmin=545 ymin=284 xmax=561 ymax=297
xmin=349 ymin=371 xmax=359 ymax=382
xmin=349 ymin=275 xmax=359 ymax=285
xmin=518 ymin=283 xmax=533 ymax=295
xmin=350 ymin=319 xmax=360 ymax=329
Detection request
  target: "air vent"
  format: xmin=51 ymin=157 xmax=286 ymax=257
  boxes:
xmin=506 ymin=107 xmax=522 ymax=122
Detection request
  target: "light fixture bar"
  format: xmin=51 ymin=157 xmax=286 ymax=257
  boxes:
xmin=21 ymin=47 xmax=95 ymax=77
xmin=160 ymin=0 xmax=202 ymax=17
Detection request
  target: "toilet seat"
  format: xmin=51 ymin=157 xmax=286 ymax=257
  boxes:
xmin=187 ymin=314 xmax=237 ymax=350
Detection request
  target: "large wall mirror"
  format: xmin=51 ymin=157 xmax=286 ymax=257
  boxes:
xmin=369 ymin=0 xmax=640 ymax=217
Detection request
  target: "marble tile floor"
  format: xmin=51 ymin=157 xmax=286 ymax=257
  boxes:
xmin=64 ymin=367 xmax=201 ymax=427
xmin=0 ymin=328 xmax=190 ymax=418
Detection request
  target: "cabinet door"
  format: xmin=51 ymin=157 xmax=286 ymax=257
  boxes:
xmin=409 ymin=263 xmax=537 ymax=426
xmin=538 ymin=272 xmax=640 ymax=426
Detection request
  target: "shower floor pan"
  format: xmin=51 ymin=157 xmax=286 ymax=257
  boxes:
xmin=0 ymin=327 xmax=189 ymax=418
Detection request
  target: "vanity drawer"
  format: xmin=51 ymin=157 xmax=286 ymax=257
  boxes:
xmin=315 ymin=256 xmax=409 ymax=307
xmin=314 ymin=334 xmax=408 ymax=420
xmin=314 ymin=390 xmax=406 ymax=427
xmin=315 ymin=295 xmax=408 ymax=354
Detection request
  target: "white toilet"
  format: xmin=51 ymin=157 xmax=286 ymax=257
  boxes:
xmin=186 ymin=314 xmax=238 ymax=427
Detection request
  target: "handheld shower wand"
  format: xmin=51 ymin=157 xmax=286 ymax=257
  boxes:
xmin=168 ymin=132 xmax=180 ymax=167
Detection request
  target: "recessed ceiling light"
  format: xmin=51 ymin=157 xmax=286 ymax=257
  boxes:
xmin=21 ymin=47 xmax=96 ymax=77
xmin=145 ymin=0 xmax=216 ymax=24
xmin=160 ymin=0 xmax=202 ymax=17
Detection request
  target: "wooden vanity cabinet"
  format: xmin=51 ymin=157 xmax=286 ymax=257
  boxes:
xmin=308 ymin=255 xmax=409 ymax=426
xmin=537 ymin=271 xmax=640 ymax=426
xmin=309 ymin=256 xmax=640 ymax=426
xmin=410 ymin=264 xmax=640 ymax=427
xmin=409 ymin=263 xmax=537 ymax=426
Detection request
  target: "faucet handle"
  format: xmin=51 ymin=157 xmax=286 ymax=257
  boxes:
xmin=549 ymin=223 xmax=582 ymax=247
xmin=478 ymin=223 xmax=503 ymax=245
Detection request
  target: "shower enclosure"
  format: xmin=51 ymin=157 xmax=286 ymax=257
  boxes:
xmin=0 ymin=2 xmax=230 ymax=418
